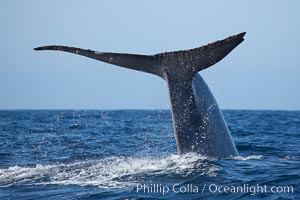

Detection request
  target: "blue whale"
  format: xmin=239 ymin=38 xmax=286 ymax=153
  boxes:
xmin=35 ymin=32 xmax=245 ymax=157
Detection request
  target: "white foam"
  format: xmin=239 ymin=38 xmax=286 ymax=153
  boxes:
xmin=233 ymin=155 xmax=263 ymax=161
xmin=0 ymin=154 xmax=219 ymax=188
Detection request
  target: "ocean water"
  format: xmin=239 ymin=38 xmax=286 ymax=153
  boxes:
xmin=0 ymin=110 xmax=299 ymax=199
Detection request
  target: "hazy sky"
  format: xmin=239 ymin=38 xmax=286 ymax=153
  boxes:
xmin=0 ymin=0 xmax=299 ymax=110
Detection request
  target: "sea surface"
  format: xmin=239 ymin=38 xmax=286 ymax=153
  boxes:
xmin=0 ymin=110 xmax=299 ymax=199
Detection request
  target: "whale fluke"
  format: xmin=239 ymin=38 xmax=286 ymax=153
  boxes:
xmin=34 ymin=32 xmax=245 ymax=157
xmin=154 ymin=32 xmax=245 ymax=74
xmin=34 ymin=46 xmax=159 ymax=75
xmin=34 ymin=32 xmax=245 ymax=79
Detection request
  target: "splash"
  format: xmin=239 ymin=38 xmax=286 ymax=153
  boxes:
xmin=0 ymin=154 xmax=219 ymax=189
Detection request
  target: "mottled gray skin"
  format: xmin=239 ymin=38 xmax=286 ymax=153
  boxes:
xmin=34 ymin=32 xmax=245 ymax=157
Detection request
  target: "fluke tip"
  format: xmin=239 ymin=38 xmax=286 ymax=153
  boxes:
xmin=34 ymin=47 xmax=44 ymax=51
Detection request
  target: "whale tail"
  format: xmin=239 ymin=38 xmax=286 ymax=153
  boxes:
xmin=34 ymin=32 xmax=245 ymax=157
xmin=34 ymin=32 xmax=245 ymax=78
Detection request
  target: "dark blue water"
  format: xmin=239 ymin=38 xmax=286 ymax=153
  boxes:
xmin=0 ymin=110 xmax=299 ymax=199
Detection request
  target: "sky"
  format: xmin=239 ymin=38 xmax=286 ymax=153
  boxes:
xmin=0 ymin=0 xmax=299 ymax=110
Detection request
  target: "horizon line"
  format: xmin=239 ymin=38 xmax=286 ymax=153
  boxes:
xmin=0 ymin=108 xmax=299 ymax=112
